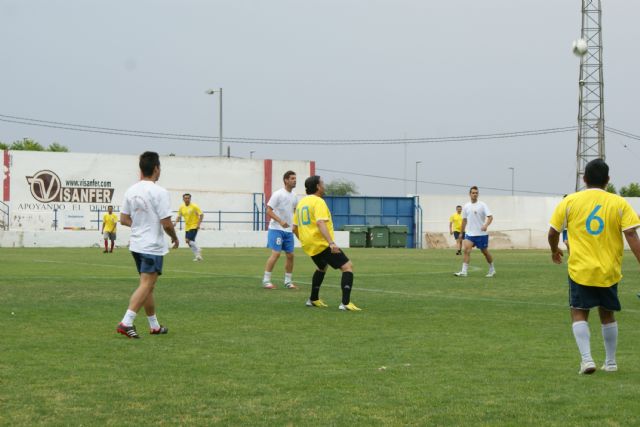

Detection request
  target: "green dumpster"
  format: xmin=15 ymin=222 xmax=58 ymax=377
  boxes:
xmin=388 ymin=225 xmax=409 ymax=248
xmin=342 ymin=225 xmax=369 ymax=248
xmin=369 ymin=225 xmax=389 ymax=248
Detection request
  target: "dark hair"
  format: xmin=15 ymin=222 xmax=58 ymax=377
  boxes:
xmin=139 ymin=151 xmax=160 ymax=177
xmin=183 ymin=193 xmax=191 ymax=198
xmin=584 ymin=158 xmax=609 ymax=188
xmin=305 ymin=175 xmax=321 ymax=195
xmin=108 ymin=205 xmax=113 ymax=209
xmin=456 ymin=205 xmax=462 ymax=208
xmin=283 ymin=171 xmax=296 ymax=181
xmin=469 ymin=186 xmax=479 ymax=193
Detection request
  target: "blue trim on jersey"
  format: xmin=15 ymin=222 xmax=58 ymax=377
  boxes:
xmin=465 ymin=234 xmax=489 ymax=249
xmin=267 ymin=229 xmax=295 ymax=253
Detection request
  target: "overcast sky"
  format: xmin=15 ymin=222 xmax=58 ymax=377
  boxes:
xmin=1 ymin=0 xmax=639 ymax=196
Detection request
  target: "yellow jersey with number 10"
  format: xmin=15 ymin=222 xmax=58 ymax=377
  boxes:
xmin=550 ymin=188 xmax=640 ymax=287
xmin=293 ymin=195 xmax=334 ymax=256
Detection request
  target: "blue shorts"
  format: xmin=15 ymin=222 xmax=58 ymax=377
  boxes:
xmin=267 ymin=229 xmax=295 ymax=253
xmin=465 ymin=234 xmax=489 ymax=249
xmin=185 ymin=229 xmax=198 ymax=241
xmin=569 ymin=277 xmax=620 ymax=311
xmin=131 ymin=251 xmax=164 ymax=275
xmin=453 ymin=231 xmax=465 ymax=240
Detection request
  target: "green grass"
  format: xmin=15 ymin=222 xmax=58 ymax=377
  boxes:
xmin=2 ymin=247 xmax=640 ymax=426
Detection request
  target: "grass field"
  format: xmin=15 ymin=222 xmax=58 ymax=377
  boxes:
xmin=2 ymin=247 xmax=640 ymax=426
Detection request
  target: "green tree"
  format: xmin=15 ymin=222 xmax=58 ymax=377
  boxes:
xmin=10 ymin=138 xmax=45 ymax=151
xmin=620 ymin=183 xmax=640 ymax=197
xmin=605 ymin=183 xmax=617 ymax=194
xmin=325 ymin=179 xmax=358 ymax=196
xmin=0 ymin=142 xmax=8 ymax=150
xmin=47 ymin=142 xmax=69 ymax=152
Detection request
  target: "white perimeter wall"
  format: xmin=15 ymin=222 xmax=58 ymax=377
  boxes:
xmin=419 ymin=194 xmax=640 ymax=249
xmin=1 ymin=150 xmax=311 ymax=232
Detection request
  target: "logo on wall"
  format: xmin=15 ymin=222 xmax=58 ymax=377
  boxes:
xmin=26 ymin=170 xmax=115 ymax=203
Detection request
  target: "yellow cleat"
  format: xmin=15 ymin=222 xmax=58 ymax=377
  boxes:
xmin=305 ymin=299 xmax=328 ymax=308
xmin=339 ymin=302 xmax=362 ymax=311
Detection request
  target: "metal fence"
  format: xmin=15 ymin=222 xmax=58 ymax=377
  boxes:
xmin=0 ymin=201 xmax=8 ymax=231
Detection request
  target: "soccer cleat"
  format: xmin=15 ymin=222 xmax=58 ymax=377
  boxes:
xmin=454 ymin=271 xmax=467 ymax=277
xmin=263 ymin=282 xmax=276 ymax=290
xmin=193 ymin=254 xmax=203 ymax=262
xmin=339 ymin=302 xmax=362 ymax=311
xmin=285 ymin=282 xmax=297 ymax=289
xmin=117 ymin=323 xmax=140 ymax=339
xmin=579 ymin=360 xmax=596 ymax=375
xmin=485 ymin=270 xmax=496 ymax=278
xmin=456 ymin=250 xmax=461 ymax=255
xmin=305 ymin=299 xmax=328 ymax=308
xmin=150 ymin=326 xmax=168 ymax=335
xmin=601 ymin=363 xmax=618 ymax=372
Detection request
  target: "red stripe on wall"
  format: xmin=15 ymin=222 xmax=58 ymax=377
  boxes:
xmin=3 ymin=150 xmax=9 ymax=201
xmin=263 ymin=159 xmax=272 ymax=228
xmin=310 ymin=161 xmax=315 ymax=177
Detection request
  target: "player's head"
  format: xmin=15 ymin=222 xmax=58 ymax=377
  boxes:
xmin=139 ymin=151 xmax=160 ymax=179
xmin=283 ymin=171 xmax=297 ymax=190
xmin=469 ymin=186 xmax=479 ymax=202
xmin=456 ymin=205 xmax=462 ymax=213
xmin=107 ymin=205 xmax=113 ymax=213
xmin=305 ymin=175 xmax=324 ymax=196
xmin=183 ymin=193 xmax=191 ymax=205
xmin=584 ymin=158 xmax=609 ymax=189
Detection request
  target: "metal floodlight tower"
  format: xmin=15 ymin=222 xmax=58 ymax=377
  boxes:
xmin=575 ymin=0 xmax=605 ymax=191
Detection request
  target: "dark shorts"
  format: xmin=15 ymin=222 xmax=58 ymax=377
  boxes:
xmin=311 ymin=246 xmax=350 ymax=270
xmin=453 ymin=231 xmax=465 ymax=240
xmin=568 ymin=277 xmax=620 ymax=311
xmin=185 ymin=229 xmax=198 ymax=241
xmin=131 ymin=251 xmax=164 ymax=275
xmin=465 ymin=234 xmax=489 ymax=249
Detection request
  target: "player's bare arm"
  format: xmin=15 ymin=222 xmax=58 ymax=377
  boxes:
xmin=623 ymin=228 xmax=640 ymax=263
xmin=481 ymin=215 xmax=493 ymax=232
xmin=317 ymin=220 xmax=339 ymax=253
xmin=266 ymin=206 xmax=288 ymax=228
xmin=197 ymin=213 xmax=203 ymax=229
xmin=292 ymin=224 xmax=299 ymax=239
xmin=161 ymin=216 xmax=179 ymax=249
xmin=548 ymin=227 xmax=563 ymax=264
xmin=459 ymin=219 xmax=467 ymax=241
xmin=120 ymin=213 xmax=132 ymax=227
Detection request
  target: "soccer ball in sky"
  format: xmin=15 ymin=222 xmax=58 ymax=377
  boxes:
xmin=572 ymin=38 xmax=588 ymax=56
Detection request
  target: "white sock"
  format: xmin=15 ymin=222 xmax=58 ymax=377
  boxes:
xmin=488 ymin=263 xmax=495 ymax=272
xmin=121 ymin=309 xmax=137 ymax=327
xmin=602 ymin=322 xmax=618 ymax=366
xmin=188 ymin=241 xmax=199 ymax=255
xmin=284 ymin=273 xmax=293 ymax=284
xmin=461 ymin=263 xmax=468 ymax=274
xmin=572 ymin=321 xmax=593 ymax=362
xmin=263 ymin=271 xmax=272 ymax=284
xmin=147 ymin=314 xmax=160 ymax=330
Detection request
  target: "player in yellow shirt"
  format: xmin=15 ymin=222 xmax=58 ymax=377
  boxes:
xmin=449 ymin=205 xmax=464 ymax=255
xmin=174 ymin=193 xmax=204 ymax=261
xmin=293 ymin=176 xmax=361 ymax=311
xmin=549 ymin=159 xmax=640 ymax=374
xmin=101 ymin=205 xmax=118 ymax=253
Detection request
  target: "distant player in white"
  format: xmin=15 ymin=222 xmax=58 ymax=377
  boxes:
xmin=116 ymin=151 xmax=179 ymax=339
xmin=454 ymin=186 xmax=495 ymax=277
xmin=262 ymin=171 xmax=298 ymax=289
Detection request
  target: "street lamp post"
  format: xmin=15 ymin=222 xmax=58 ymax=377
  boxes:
xmin=205 ymin=88 xmax=223 ymax=157
xmin=415 ymin=161 xmax=422 ymax=195
xmin=250 ymin=151 xmax=255 ymax=159
xmin=508 ymin=167 xmax=515 ymax=196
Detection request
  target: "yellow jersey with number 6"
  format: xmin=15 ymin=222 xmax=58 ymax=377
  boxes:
xmin=550 ymin=188 xmax=640 ymax=287
xmin=293 ymin=195 xmax=334 ymax=256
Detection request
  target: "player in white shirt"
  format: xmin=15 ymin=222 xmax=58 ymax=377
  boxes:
xmin=454 ymin=186 xmax=496 ymax=277
xmin=262 ymin=171 xmax=299 ymax=289
xmin=116 ymin=152 xmax=179 ymax=339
